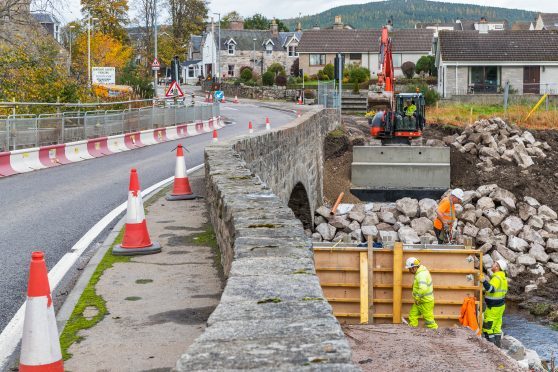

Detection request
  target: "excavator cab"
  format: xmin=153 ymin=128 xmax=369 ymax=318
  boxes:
xmin=370 ymin=93 xmax=425 ymax=145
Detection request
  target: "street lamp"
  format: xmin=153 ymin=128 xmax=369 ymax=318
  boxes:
xmin=153 ymin=0 xmax=158 ymax=98
xmin=213 ymin=12 xmax=221 ymax=83
xmin=252 ymin=38 xmax=257 ymax=70
xmin=87 ymin=15 xmax=99 ymax=89
xmin=69 ymin=25 xmax=75 ymax=74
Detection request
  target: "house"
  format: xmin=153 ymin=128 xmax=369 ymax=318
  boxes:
xmin=200 ymin=17 xmax=301 ymax=80
xmin=31 ymin=11 xmax=61 ymax=43
xmin=416 ymin=17 xmax=508 ymax=36
xmin=534 ymin=13 xmax=558 ymax=30
xmin=435 ymin=30 xmax=558 ymax=98
xmin=297 ymin=28 xmax=434 ymax=77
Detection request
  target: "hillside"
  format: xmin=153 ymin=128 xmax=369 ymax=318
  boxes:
xmin=283 ymin=0 xmax=535 ymax=30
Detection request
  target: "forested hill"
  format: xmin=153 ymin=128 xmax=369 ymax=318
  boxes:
xmin=283 ymin=0 xmax=535 ymax=30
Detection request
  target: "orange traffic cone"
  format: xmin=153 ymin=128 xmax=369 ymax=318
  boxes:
xmin=248 ymin=121 xmax=253 ymax=134
xmin=265 ymin=117 xmax=271 ymax=131
xmin=113 ymin=169 xmax=161 ymax=256
xmin=212 ymin=129 xmax=218 ymax=142
xmin=19 ymin=252 xmax=64 ymax=372
xmin=297 ymin=96 xmax=302 ymax=105
xmin=166 ymin=144 xmax=197 ymax=201
xmin=233 ymin=95 xmax=239 ymax=103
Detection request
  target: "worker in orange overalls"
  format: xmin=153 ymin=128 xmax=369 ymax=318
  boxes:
xmin=433 ymin=188 xmax=463 ymax=244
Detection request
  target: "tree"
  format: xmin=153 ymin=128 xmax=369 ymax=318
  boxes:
xmin=244 ymin=13 xmax=268 ymax=30
xmin=240 ymin=66 xmax=253 ymax=81
xmin=81 ymin=0 xmax=130 ymax=42
xmin=267 ymin=62 xmax=285 ymax=77
xmin=130 ymin=0 xmax=156 ymax=64
xmin=290 ymin=58 xmax=299 ymax=77
xmin=323 ymin=63 xmax=334 ymax=80
xmin=262 ymin=71 xmax=274 ymax=86
xmin=401 ymin=61 xmax=416 ymax=79
xmin=119 ymin=60 xmax=154 ymax=98
xmin=221 ymin=11 xmax=241 ymax=29
xmin=346 ymin=65 xmax=370 ymax=84
xmin=167 ymin=0 xmax=207 ymax=42
xmin=416 ymin=55 xmax=436 ymax=76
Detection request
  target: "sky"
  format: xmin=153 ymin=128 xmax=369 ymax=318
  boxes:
xmin=57 ymin=0 xmax=558 ymax=25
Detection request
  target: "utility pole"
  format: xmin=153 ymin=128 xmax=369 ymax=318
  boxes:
xmin=153 ymin=0 xmax=158 ymax=98
xmin=87 ymin=15 xmax=98 ymax=89
xmin=213 ymin=12 xmax=221 ymax=83
xmin=69 ymin=25 xmax=75 ymax=74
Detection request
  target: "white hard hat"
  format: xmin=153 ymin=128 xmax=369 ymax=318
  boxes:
xmin=496 ymin=259 xmax=508 ymax=272
xmin=405 ymin=257 xmax=420 ymax=269
xmin=451 ymin=188 xmax=464 ymax=201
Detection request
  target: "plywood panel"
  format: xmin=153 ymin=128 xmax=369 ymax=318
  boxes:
xmin=314 ymin=251 xmax=360 ymax=269
xmin=317 ymin=271 xmax=359 ymax=285
xmin=322 ymin=287 xmax=360 ymax=299
xmin=331 ymin=302 xmax=360 ymax=314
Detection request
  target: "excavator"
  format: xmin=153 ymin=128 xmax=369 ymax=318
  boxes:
xmin=350 ymin=26 xmax=449 ymax=201
xmin=369 ymin=26 xmax=426 ymax=144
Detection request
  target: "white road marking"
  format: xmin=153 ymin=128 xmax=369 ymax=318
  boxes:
xmin=221 ymin=107 xmax=239 ymax=111
xmin=0 ymin=164 xmax=204 ymax=369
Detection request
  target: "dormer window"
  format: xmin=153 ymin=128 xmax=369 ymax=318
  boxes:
xmin=225 ymin=38 xmax=237 ymax=55
xmin=228 ymin=44 xmax=235 ymax=55
xmin=264 ymin=39 xmax=274 ymax=56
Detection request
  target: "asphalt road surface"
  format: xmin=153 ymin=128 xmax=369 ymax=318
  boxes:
xmin=0 ymin=99 xmax=295 ymax=332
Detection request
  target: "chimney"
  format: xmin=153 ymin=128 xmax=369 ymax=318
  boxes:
xmin=229 ymin=15 xmax=244 ymax=30
xmin=296 ymin=21 xmax=302 ymax=32
xmin=270 ymin=19 xmax=279 ymax=36
xmin=480 ymin=17 xmax=487 ymax=23
xmin=386 ymin=19 xmax=393 ymax=31
xmin=333 ymin=15 xmax=343 ymax=30
xmin=313 ymin=23 xmax=320 ymax=30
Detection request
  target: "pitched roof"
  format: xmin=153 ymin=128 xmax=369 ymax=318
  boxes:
xmin=540 ymin=13 xmax=558 ymax=30
xmin=31 ymin=12 xmax=59 ymax=25
xmin=191 ymin=35 xmax=202 ymax=53
xmin=511 ymin=22 xmax=532 ymax=31
xmin=416 ymin=22 xmax=458 ymax=30
xmin=297 ymin=29 xmax=434 ymax=53
xmin=212 ymin=29 xmax=301 ymax=51
xmin=438 ymin=30 xmax=558 ymax=62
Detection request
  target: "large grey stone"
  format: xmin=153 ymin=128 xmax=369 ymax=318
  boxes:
xmin=547 ymin=262 xmax=558 ymax=275
xmin=379 ymin=230 xmax=398 ymax=243
xmin=419 ymin=198 xmax=438 ymax=219
xmin=311 ymin=233 xmax=323 ymax=242
xmin=527 ymin=215 xmax=544 ymax=230
xmin=361 ymin=225 xmax=379 ymax=239
xmin=348 ymin=220 xmax=361 ymax=232
xmin=477 ymin=197 xmax=495 ymax=211
xmin=316 ymin=223 xmax=336 ymax=241
xmin=475 ymin=216 xmax=493 ymax=230
xmin=496 ymin=245 xmax=518 ymax=263
xmin=538 ymin=205 xmax=557 ymax=220
xmin=335 ymin=204 xmax=354 ymax=215
xmin=502 ymin=335 xmax=526 ymax=361
xmin=490 ymin=188 xmax=517 ymax=210
xmin=544 ymin=221 xmax=558 ymax=234
xmin=397 ymin=214 xmax=411 ymax=224
xmin=517 ymin=254 xmax=536 ymax=266
xmin=550 ymin=253 xmax=558 ymax=263
xmin=522 ymin=131 xmax=536 ymax=144
xmin=518 ymin=203 xmax=537 ymax=222
xmin=483 ymin=254 xmax=494 ymax=269
xmin=462 ymin=190 xmax=479 ymax=204
xmin=529 ymin=243 xmax=549 ymax=263
xmin=333 ymin=231 xmax=349 ymax=242
xmin=524 ymin=196 xmax=541 ymax=208
xmin=348 ymin=210 xmax=365 ymax=223
xmin=376 ymin=222 xmax=394 ymax=231
xmin=362 ymin=213 xmax=380 ymax=226
xmin=315 ymin=206 xmax=332 ymax=219
xmin=314 ymin=215 xmax=327 ymax=226
xmin=398 ymin=226 xmax=420 ymax=244
xmin=396 ymin=197 xmax=419 ymax=218
xmin=461 ymin=209 xmax=477 ymax=224
xmin=411 ymin=217 xmax=434 ymax=236
xmin=508 ymin=236 xmax=529 ymax=253
xmin=501 ymin=216 xmax=524 ymax=236
xmin=476 ymin=228 xmax=494 ymax=245
xmin=379 ymin=211 xmax=397 ymax=224
xmin=350 ymin=229 xmax=363 ymax=242
xmin=508 ymin=263 xmax=525 ymax=278
xmin=463 ymin=223 xmax=479 ymax=237
xmin=519 ymin=226 xmax=545 ymax=245
xmin=329 ymin=215 xmax=351 ymax=230
xmin=546 ymin=238 xmax=558 ymax=252
xmin=476 ymin=184 xmax=498 ymax=197
xmin=483 ymin=209 xmax=506 ymax=227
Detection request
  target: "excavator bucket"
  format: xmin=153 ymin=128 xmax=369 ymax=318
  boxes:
xmin=350 ymin=145 xmax=450 ymax=201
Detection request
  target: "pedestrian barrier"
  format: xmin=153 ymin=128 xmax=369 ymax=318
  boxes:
xmin=313 ymin=241 xmax=483 ymax=328
xmin=0 ymin=116 xmax=224 ymax=178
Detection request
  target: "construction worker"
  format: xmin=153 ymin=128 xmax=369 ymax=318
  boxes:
xmin=433 ymin=188 xmax=464 ymax=244
xmin=405 ymin=257 xmax=438 ymax=329
xmin=481 ymin=259 xmax=508 ymax=348
xmin=405 ymin=99 xmax=417 ymax=117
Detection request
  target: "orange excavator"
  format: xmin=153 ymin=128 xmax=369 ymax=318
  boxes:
xmin=369 ymin=26 xmax=426 ymax=145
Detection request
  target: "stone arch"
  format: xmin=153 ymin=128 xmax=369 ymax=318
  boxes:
xmin=288 ymin=182 xmax=312 ymax=230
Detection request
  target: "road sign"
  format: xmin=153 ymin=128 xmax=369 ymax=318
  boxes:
xmin=151 ymin=58 xmax=160 ymax=71
xmin=92 ymin=67 xmax=115 ymax=84
xmin=165 ymin=81 xmax=184 ymax=98
xmin=214 ymin=91 xmax=224 ymax=101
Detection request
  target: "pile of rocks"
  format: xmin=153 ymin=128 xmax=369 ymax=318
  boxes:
xmin=311 ymin=185 xmax=558 ymax=288
xmin=501 ymin=335 xmax=544 ymax=371
xmin=442 ymin=117 xmax=549 ymax=170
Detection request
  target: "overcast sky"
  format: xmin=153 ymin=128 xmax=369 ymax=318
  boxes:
xmin=59 ymin=0 xmax=558 ymax=25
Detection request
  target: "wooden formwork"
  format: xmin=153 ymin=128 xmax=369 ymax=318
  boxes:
xmin=313 ymin=240 xmax=483 ymax=328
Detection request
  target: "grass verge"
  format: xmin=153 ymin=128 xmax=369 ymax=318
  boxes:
xmin=59 ymin=228 xmax=129 ymax=360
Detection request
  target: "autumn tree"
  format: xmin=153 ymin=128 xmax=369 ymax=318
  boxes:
xmin=130 ymin=0 xmax=156 ymax=65
xmin=81 ymin=0 xmax=130 ymax=42
xmin=167 ymin=0 xmax=207 ymax=41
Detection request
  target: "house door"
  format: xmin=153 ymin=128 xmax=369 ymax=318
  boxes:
xmin=523 ymin=66 xmax=540 ymax=94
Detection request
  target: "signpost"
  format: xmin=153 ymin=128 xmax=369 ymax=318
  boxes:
xmin=91 ymin=67 xmax=115 ymax=84
xmin=151 ymin=58 xmax=160 ymax=71
xmin=214 ymin=90 xmax=224 ymax=102
xmin=165 ymin=81 xmax=184 ymax=98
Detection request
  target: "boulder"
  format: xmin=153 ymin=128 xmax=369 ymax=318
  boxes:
xmin=463 ymin=223 xmax=479 ymax=237
xmin=350 ymin=229 xmax=363 ymax=242
xmin=483 ymin=209 xmax=506 ymax=226
xmin=315 ymin=206 xmax=332 ymax=219
xmin=501 ymin=216 xmax=524 ymax=236
xmin=379 ymin=211 xmax=397 ymax=225
xmin=475 ymin=216 xmax=493 ymax=230
xmin=507 ymin=236 xmax=529 ymax=252
xmin=524 ymin=196 xmax=541 ymax=208
xmin=398 ymin=226 xmax=421 ymax=244
xmin=529 ymin=243 xmax=549 ymax=263
xmin=494 ymin=234 xmax=507 ymax=247
xmin=476 ymin=184 xmax=498 ymax=197
xmin=518 ymin=203 xmax=537 ymax=222
xmin=392 ymin=222 xmax=402 ymax=232
xmin=362 ymin=213 xmax=380 ymax=226
xmin=316 ymin=223 xmax=336 ymax=241
xmin=479 ymin=242 xmax=493 ymax=254
xmin=397 ymin=214 xmax=411 ymax=224
xmin=496 ymin=245 xmax=518 ymax=263
xmin=462 ymin=190 xmax=478 ymax=205
xmin=490 ymin=188 xmax=517 ymax=210
xmin=546 ymin=238 xmax=558 ymax=252
xmin=333 ymin=231 xmax=349 ymax=242
xmin=479 ymin=146 xmax=500 ymax=159
xmin=396 ymin=197 xmax=419 ymax=218
xmin=419 ymin=198 xmax=438 ymax=219
xmin=501 ymin=335 xmax=526 ymax=361
xmin=376 ymin=223 xmax=394 ymax=231
xmin=361 ymin=225 xmax=379 ymax=239
xmin=329 ymin=215 xmax=351 ymax=230
xmin=314 ymin=215 xmax=327 ymax=226
xmin=442 ymin=134 xmax=458 ymax=146
xmin=519 ymin=226 xmax=545 ymax=245
xmin=527 ymin=215 xmax=544 ymax=230
xmin=490 ymin=251 xmax=505 ymax=265
xmin=483 ymin=254 xmax=494 ymax=268
xmin=476 ymin=228 xmax=494 ymax=245
xmin=364 ymin=203 xmax=375 ymax=213
xmin=476 ymin=197 xmax=495 ymax=211
xmin=547 ymin=262 xmax=558 ymax=275
xmin=411 ymin=217 xmax=434 ymax=236
xmin=517 ymin=254 xmax=536 ymax=266
xmin=379 ymin=230 xmax=398 ymax=243
xmin=508 ymin=263 xmax=525 ymax=278
xmin=348 ymin=210 xmax=365 ymax=223
xmin=522 ymin=131 xmax=536 ymax=144
xmin=550 ymin=253 xmax=558 ymax=263
xmin=538 ymin=205 xmax=557 ymax=220
xmin=544 ymin=220 xmax=558 ymax=234
xmin=311 ymin=233 xmax=323 ymax=242
xmin=524 ymin=284 xmax=538 ymax=293
xmin=461 ymin=210 xmax=477 ymax=224
xmin=348 ymin=220 xmax=361 ymax=232
xmin=529 ymin=264 xmax=545 ymax=276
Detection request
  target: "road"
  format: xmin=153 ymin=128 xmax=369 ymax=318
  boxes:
xmin=0 ymin=99 xmax=295 ymax=332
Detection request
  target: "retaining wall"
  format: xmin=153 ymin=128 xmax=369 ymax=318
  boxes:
xmin=176 ymin=108 xmax=357 ymax=370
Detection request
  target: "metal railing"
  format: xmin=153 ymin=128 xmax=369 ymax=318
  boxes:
xmin=317 ymin=80 xmax=341 ymax=109
xmin=0 ymin=103 xmax=219 ymax=151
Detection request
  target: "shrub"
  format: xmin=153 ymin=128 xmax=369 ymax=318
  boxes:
xmin=290 ymin=58 xmax=300 ymax=76
xmin=240 ymin=67 xmax=253 ymax=81
xmin=352 ymin=82 xmax=360 ymax=94
xmin=416 ymin=55 xmax=436 ymax=76
xmin=347 ymin=66 xmax=370 ymax=84
xmin=304 ymin=88 xmax=316 ymax=99
xmin=401 ymin=61 xmax=416 ymax=79
xmin=317 ymin=69 xmax=329 ymax=80
xmin=406 ymin=82 xmax=440 ymax=106
xmin=275 ymin=75 xmax=287 ymax=86
xmin=262 ymin=71 xmax=275 ymax=86
xmin=267 ymin=62 xmax=285 ymax=76
xmin=323 ymin=63 xmax=335 ymax=80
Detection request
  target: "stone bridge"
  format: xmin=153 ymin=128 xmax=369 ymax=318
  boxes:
xmin=176 ymin=108 xmax=358 ymax=370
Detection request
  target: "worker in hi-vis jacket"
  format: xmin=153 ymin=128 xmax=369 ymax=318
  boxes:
xmin=481 ymin=259 xmax=508 ymax=348
xmin=405 ymin=257 xmax=438 ymax=329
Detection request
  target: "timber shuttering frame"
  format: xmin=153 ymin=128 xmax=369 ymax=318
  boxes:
xmin=313 ymin=240 xmax=483 ymax=328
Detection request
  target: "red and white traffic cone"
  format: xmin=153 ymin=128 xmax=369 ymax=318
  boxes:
xmin=113 ymin=168 xmax=161 ymax=256
xmin=166 ymin=144 xmax=197 ymax=201
xmin=265 ymin=117 xmax=271 ymax=131
xmin=212 ymin=129 xmax=218 ymax=142
xmin=209 ymin=94 xmax=213 ymax=103
xmin=19 ymin=251 xmax=64 ymax=372
xmin=248 ymin=121 xmax=253 ymax=134
xmin=233 ymin=95 xmax=239 ymax=103
xmin=297 ymin=96 xmax=302 ymax=105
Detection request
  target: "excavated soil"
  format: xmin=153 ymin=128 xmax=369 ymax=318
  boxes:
xmin=344 ymin=324 xmax=521 ymax=371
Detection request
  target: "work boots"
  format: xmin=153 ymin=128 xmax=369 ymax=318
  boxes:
xmin=483 ymin=333 xmax=502 ymax=348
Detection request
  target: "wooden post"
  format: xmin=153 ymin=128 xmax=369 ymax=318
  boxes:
xmin=392 ymin=242 xmax=403 ymax=324
xmin=367 ymin=235 xmax=374 ymax=323
xmin=469 ymin=106 xmax=473 ymax=125
xmin=478 ymin=252 xmax=484 ymax=331
xmin=359 ymin=251 xmax=369 ymax=324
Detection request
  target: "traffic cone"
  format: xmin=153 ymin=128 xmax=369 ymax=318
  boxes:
xmin=265 ymin=117 xmax=271 ymax=131
xmin=233 ymin=95 xmax=239 ymax=103
xmin=213 ymin=129 xmax=218 ymax=142
xmin=19 ymin=251 xmax=64 ymax=372
xmin=297 ymin=96 xmax=302 ymax=105
xmin=166 ymin=144 xmax=197 ymax=201
xmin=209 ymin=94 xmax=213 ymax=103
xmin=113 ymin=168 xmax=161 ymax=256
xmin=249 ymin=121 xmax=253 ymax=134
xmin=221 ymin=96 xmax=226 ymax=103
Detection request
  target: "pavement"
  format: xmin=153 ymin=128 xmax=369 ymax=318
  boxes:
xmin=0 ymin=96 xmax=301 ymax=335
xmin=63 ymin=169 xmax=224 ymax=371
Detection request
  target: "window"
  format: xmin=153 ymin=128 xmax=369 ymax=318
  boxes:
xmin=470 ymin=66 xmax=499 ymax=93
xmin=392 ymin=54 xmax=402 ymax=68
xmin=266 ymin=44 xmax=273 ymax=56
xmin=228 ymin=64 xmax=234 ymax=76
xmin=288 ymin=45 xmax=298 ymax=57
xmin=349 ymin=53 xmax=361 ymax=61
xmin=310 ymin=54 xmax=326 ymax=66
xmin=228 ymin=43 xmax=235 ymax=55
xmin=188 ymin=66 xmax=196 ymax=78
xmin=494 ymin=24 xmax=504 ymax=30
